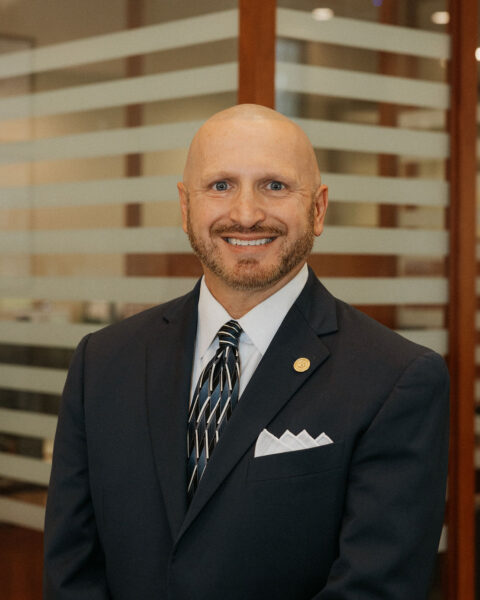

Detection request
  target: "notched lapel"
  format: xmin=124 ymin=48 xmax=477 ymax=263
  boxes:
xmin=180 ymin=274 xmax=337 ymax=539
xmin=145 ymin=289 xmax=198 ymax=540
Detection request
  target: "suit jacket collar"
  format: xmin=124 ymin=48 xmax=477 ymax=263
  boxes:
xmin=145 ymin=267 xmax=338 ymax=544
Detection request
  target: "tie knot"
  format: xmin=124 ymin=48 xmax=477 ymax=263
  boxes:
xmin=217 ymin=320 xmax=242 ymax=349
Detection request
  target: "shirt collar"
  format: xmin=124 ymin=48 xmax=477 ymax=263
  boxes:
xmin=196 ymin=264 xmax=309 ymax=359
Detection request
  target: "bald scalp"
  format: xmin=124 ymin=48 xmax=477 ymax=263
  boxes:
xmin=183 ymin=104 xmax=321 ymax=189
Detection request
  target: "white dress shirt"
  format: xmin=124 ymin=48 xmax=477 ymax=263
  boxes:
xmin=189 ymin=263 xmax=309 ymax=399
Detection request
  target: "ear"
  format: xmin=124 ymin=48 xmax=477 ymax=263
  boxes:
xmin=177 ymin=182 xmax=189 ymax=234
xmin=313 ymin=185 xmax=328 ymax=236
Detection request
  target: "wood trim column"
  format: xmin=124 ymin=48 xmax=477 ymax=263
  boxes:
xmin=447 ymin=0 xmax=477 ymax=597
xmin=238 ymin=0 xmax=276 ymax=108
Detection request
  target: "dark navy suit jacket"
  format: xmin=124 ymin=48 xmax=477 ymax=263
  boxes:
xmin=44 ymin=268 xmax=449 ymax=599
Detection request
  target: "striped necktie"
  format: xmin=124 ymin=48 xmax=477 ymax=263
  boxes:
xmin=187 ymin=320 xmax=242 ymax=502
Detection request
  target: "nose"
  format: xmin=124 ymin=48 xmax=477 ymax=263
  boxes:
xmin=228 ymin=186 xmax=266 ymax=227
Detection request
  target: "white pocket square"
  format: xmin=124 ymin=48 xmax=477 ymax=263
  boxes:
xmin=254 ymin=429 xmax=333 ymax=458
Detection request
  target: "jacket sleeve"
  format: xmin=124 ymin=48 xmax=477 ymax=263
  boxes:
xmin=313 ymin=350 xmax=449 ymax=600
xmin=43 ymin=334 xmax=111 ymax=599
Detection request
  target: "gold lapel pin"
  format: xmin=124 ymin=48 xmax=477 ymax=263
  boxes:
xmin=293 ymin=357 xmax=310 ymax=373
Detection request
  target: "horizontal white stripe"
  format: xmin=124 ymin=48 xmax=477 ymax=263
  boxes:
xmin=0 ymin=63 xmax=237 ymax=122
xmin=277 ymin=8 xmax=450 ymax=60
xmin=322 ymin=277 xmax=447 ymax=305
xmin=277 ymin=62 xmax=450 ymax=110
xmin=295 ymin=118 xmax=449 ymax=159
xmin=317 ymin=226 xmax=448 ymax=257
xmin=0 ymin=226 xmax=192 ymax=254
xmin=0 ymin=276 xmax=198 ymax=303
xmin=0 ymin=497 xmax=45 ymax=531
xmin=396 ymin=329 xmax=447 ymax=355
xmin=0 ymin=120 xmax=202 ymax=166
xmin=0 ymin=321 xmax=100 ymax=348
xmin=1 ymin=226 xmax=448 ymax=257
xmin=0 ymin=364 xmax=66 ymax=395
xmin=0 ymin=452 xmax=51 ymax=485
xmin=0 ymin=175 xmax=181 ymax=209
xmin=325 ymin=174 xmax=448 ymax=207
xmin=0 ymin=275 xmax=447 ymax=305
xmin=0 ymin=118 xmax=449 ymax=166
xmin=0 ymin=10 xmax=238 ymax=79
xmin=0 ymin=174 xmax=448 ymax=210
xmin=0 ymin=407 xmax=57 ymax=439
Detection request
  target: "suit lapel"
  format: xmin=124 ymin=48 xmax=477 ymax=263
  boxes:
xmin=145 ymin=284 xmax=199 ymax=540
xmin=178 ymin=270 xmax=338 ymax=541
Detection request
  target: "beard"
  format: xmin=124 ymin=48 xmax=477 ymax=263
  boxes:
xmin=185 ymin=204 xmax=315 ymax=291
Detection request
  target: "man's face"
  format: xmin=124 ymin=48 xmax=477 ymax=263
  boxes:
xmin=179 ymin=117 xmax=327 ymax=294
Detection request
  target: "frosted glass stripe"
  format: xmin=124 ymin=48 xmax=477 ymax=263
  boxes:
xmin=0 ymin=175 xmax=181 ymax=209
xmin=0 ymin=497 xmax=45 ymax=531
xmin=0 ymin=321 xmax=100 ymax=348
xmin=277 ymin=8 xmax=450 ymax=60
xmin=0 ymin=63 xmax=237 ymax=122
xmin=1 ymin=226 xmax=448 ymax=257
xmin=0 ymin=407 xmax=57 ymax=439
xmin=0 ymin=119 xmax=448 ymax=166
xmin=276 ymin=62 xmax=450 ymax=110
xmin=295 ymin=118 xmax=449 ymax=159
xmin=324 ymin=173 xmax=448 ymax=207
xmin=0 ymin=276 xmax=447 ymax=305
xmin=316 ymin=226 xmax=448 ymax=257
xmin=396 ymin=329 xmax=447 ymax=355
xmin=0 ymin=452 xmax=51 ymax=485
xmin=0 ymin=276 xmax=198 ymax=303
xmin=0 ymin=173 xmax=448 ymax=210
xmin=0 ymin=10 xmax=238 ymax=79
xmin=0 ymin=120 xmax=202 ymax=166
xmin=0 ymin=364 xmax=66 ymax=395
xmin=322 ymin=277 xmax=447 ymax=305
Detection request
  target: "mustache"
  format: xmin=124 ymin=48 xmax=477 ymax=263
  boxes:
xmin=211 ymin=224 xmax=286 ymax=236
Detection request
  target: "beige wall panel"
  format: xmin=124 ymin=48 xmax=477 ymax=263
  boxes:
xmin=143 ymin=149 xmax=189 ymax=177
xmin=31 ymin=155 xmax=124 ymax=185
xmin=33 ymin=107 xmax=124 ymax=139
xmin=32 ymin=254 xmax=123 ymax=277
xmin=143 ymin=201 xmax=182 ymax=227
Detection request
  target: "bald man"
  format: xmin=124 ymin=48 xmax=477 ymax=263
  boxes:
xmin=44 ymin=105 xmax=449 ymax=600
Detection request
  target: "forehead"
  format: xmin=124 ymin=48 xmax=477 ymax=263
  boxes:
xmin=193 ymin=118 xmax=309 ymax=177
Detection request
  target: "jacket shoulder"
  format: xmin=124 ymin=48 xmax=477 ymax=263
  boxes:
xmin=333 ymin=297 xmax=447 ymax=375
xmin=80 ymin=288 xmax=197 ymax=358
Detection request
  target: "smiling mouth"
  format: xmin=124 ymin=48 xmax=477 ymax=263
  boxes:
xmin=225 ymin=237 xmax=274 ymax=246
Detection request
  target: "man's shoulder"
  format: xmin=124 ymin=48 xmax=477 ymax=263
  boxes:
xmin=331 ymin=295 xmax=447 ymax=376
xmin=83 ymin=287 xmax=197 ymax=355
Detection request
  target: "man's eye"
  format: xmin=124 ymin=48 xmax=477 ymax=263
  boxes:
xmin=213 ymin=181 xmax=229 ymax=191
xmin=267 ymin=181 xmax=285 ymax=191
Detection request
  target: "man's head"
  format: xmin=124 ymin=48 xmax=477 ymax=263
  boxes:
xmin=178 ymin=104 xmax=328 ymax=302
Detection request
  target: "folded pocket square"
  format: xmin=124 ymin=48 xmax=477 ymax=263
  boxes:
xmin=254 ymin=429 xmax=333 ymax=457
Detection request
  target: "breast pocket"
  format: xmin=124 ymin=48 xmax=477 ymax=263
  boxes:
xmin=247 ymin=441 xmax=344 ymax=482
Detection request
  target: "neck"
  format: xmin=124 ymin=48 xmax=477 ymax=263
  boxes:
xmin=203 ymin=263 xmax=305 ymax=319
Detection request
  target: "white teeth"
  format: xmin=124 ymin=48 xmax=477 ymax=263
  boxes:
xmin=226 ymin=238 xmax=273 ymax=246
